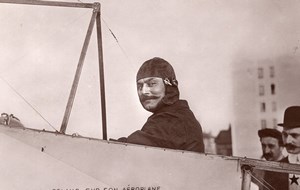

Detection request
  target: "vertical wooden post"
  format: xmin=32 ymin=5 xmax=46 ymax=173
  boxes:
xmin=95 ymin=3 xmax=107 ymax=140
xmin=241 ymin=165 xmax=252 ymax=190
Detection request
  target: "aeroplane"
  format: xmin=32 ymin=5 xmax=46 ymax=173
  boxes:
xmin=0 ymin=1 xmax=299 ymax=190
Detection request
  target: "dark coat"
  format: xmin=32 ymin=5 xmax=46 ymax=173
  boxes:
xmin=262 ymin=157 xmax=289 ymax=190
xmin=118 ymin=100 xmax=205 ymax=153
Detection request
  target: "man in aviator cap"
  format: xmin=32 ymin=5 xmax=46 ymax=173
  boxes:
xmin=116 ymin=57 xmax=204 ymax=153
xmin=262 ymin=106 xmax=300 ymax=190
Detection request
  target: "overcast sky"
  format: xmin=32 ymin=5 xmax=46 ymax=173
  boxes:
xmin=1 ymin=0 xmax=300 ymax=139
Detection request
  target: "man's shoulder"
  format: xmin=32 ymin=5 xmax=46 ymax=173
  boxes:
xmin=149 ymin=100 xmax=200 ymax=125
xmin=279 ymin=156 xmax=289 ymax=163
xmin=152 ymin=100 xmax=189 ymax=115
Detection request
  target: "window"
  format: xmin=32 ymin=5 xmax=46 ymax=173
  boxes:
xmin=261 ymin=119 xmax=267 ymax=128
xmin=271 ymin=84 xmax=276 ymax=95
xmin=260 ymin=102 xmax=266 ymax=112
xmin=270 ymin=66 xmax=275 ymax=78
xmin=273 ymin=118 xmax=277 ymax=128
xmin=272 ymin=101 xmax=277 ymax=112
xmin=258 ymin=67 xmax=264 ymax=79
xmin=259 ymin=85 xmax=265 ymax=96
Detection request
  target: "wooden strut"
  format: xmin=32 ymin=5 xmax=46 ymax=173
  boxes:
xmin=239 ymin=157 xmax=300 ymax=189
xmin=0 ymin=0 xmax=94 ymax=8
xmin=60 ymin=3 xmax=103 ymax=134
xmin=96 ymin=5 xmax=107 ymax=140
xmin=240 ymin=157 xmax=300 ymax=175
xmin=241 ymin=165 xmax=252 ymax=190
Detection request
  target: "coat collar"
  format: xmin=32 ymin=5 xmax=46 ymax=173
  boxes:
xmin=153 ymin=100 xmax=189 ymax=114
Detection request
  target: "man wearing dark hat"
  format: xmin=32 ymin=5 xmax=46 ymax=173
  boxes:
xmin=280 ymin=106 xmax=300 ymax=158
xmin=258 ymin=128 xmax=284 ymax=161
xmin=279 ymin=106 xmax=300 ymax=190
xmin=262 ymin=106 xmax=300 ymax=190
xmin=116 ymin=57 xmax=204 ymax=153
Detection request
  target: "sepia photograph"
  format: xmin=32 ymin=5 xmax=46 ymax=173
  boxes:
xmin=1 ymin=0 xmax=300 ymax=189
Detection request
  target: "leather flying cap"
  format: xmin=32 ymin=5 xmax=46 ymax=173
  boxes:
xmin=136 ymin=57 xmax=179 ymax=106
xmin=136 ymin=57 xmax=176 ymax=82
xmin=258 ymin=128 xmax=283 ymax=146
xmin=278 ymin=106 xmax=300 ymax=129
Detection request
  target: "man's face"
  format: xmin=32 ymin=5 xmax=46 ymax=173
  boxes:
xmin=260 ymin=137 xmax=283 ymax=161
xmin=137 ymin=77 xmax=165 ymax=112
xmin=282 ymin=127 xmax=300 ymax=154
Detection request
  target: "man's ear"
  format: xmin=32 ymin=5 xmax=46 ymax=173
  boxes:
xmin=161 ymin=85 xmax=179 ymax=105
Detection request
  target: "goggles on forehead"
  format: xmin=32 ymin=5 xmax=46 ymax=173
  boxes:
xmin=163 ymin=78 xmax=178 ymax=87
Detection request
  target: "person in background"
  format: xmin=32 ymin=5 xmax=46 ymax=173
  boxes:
xmin=258 ymin=128 xmax=285 ymax=161
xmin=252 ymin=128 xmax=285 ymax=190
xmin=263 ymin=106 xmax=300 ymax=190
xmin=114 ymin=57 xmax=204 ymax=153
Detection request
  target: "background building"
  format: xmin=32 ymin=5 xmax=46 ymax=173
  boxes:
xmin=232 ymin=54 xmax=300 ymax=158
xmin=215 ymin=126 xmax=232 ymax=156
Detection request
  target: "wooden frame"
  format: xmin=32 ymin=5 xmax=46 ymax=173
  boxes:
xmin=0 ymin=0 xmax=107 ymax=140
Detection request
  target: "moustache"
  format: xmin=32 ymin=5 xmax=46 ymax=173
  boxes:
xmin=263 ymin=153 xmax=273 ymax=159
xmin=285 ymin=143 xmax=300 ymax=149
xmin=140 ymin=95 xmax=160 ymax=102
